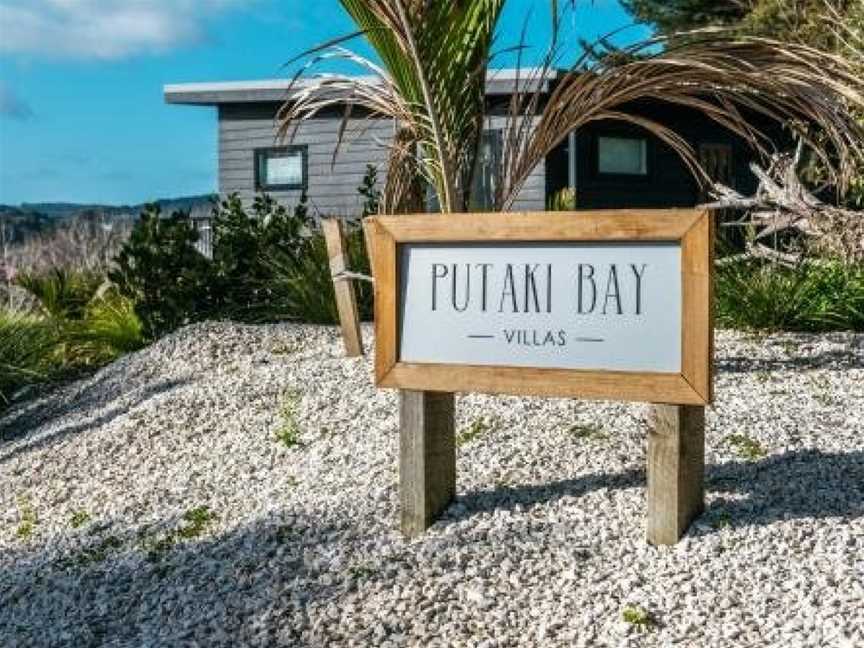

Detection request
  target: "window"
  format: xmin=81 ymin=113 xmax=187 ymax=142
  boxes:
xmin=254 ymin=146 xmax=307 ymax=191
xmin=597 ymin=136 xmax=648 ymax=176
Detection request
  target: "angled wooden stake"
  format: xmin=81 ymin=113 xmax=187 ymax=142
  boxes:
xmin=322 ymin=218 xmax=363 ymax=357
xmin=400 ymin=390 xmax=456 ymax=538
xmin=647 ymin=404 xmax=705 ymax=545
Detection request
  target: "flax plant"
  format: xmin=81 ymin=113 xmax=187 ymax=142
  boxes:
xmin=277 ymin=0 xmax=864 ymax=215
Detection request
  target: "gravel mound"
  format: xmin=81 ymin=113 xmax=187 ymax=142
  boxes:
xmin=1 ymin=322 xmax=862 ymax=647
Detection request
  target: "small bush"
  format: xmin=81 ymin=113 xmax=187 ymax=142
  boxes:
xmin=210 ymin=194 xmax=311 ymax=320
xmin=716 ymin=258 xmax=864 ymax=332
xmin=358 ymin=164 xmax=382 ymax=217
xmin=548 ymin=187 xmax=576 ymax=211
xmin=110 ymin=205 xmax=214 ymax=340
xmin=212 ymin=193 xmax=373 ymax=324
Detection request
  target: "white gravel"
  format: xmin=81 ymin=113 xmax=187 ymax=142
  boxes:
xmin=1 ymin=322 xmax=862 ymax=648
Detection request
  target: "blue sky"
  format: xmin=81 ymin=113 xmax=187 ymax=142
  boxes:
xmin=0 ymin=0 xmax=650 ymax=206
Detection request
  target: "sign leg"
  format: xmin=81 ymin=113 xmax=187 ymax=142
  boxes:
xmin=647 ymin=404 xmax=705 ymax=545
xmin=322 ymin=218 xmax=364 ymax=358
xmin=399 ymin=390 xmax=456 ymax=538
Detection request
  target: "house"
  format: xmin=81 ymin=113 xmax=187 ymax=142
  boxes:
xmin=164 ymin=69 xmax=771 ymax=217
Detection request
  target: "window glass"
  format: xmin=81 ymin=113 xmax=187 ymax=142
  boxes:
xmin=597 ymin=136 xmax=647 ymax=175
xmin=256 ymin=147 xmax=306 ymax=189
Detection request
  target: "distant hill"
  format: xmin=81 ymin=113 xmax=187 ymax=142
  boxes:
xmin=0 ymin=195 xmax=217 ymax=244
xmin=9 ymin=194 xmax=217 ymax=220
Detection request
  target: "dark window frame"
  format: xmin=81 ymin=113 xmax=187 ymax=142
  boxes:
xmin=254 ymin=145 xmax=309 ymax=192
xmin=591 ymin=132 xmax=652 ymax=182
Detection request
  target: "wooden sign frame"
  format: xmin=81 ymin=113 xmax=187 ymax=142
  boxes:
xmin=364 ymin=209 xmax=713 ymax=405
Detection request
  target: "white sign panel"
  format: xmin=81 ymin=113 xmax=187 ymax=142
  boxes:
xmin=399 ymin=242 xmax=682 ymax=373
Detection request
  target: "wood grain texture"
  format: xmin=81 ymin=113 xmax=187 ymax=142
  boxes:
xmin=680 ymin=211 xmax=714 ymax=403
xmin=373 ymin=210 xmax=703 ymax=242
xmin=647 ymin=404 xmax=705 ymax=545
xmin=400 ymin=390 xmax=456 ymax=538
xmin=384 ymin=363 xmax=706 ymax=404
xmin=365 ymin=218 xmax=398 ymax=384
xmin=322 ymin=219 xmax=363 ymax=357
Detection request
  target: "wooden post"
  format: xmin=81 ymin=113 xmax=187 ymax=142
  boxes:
xmin=647 ymin=404 xmax=705 ymax=545
xmin=400 ymin=390 xmax=456 ymax=538
xmin=322 ymin=218 xmax=363 ymax=357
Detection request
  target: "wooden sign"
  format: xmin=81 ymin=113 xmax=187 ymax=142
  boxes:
xmin=364 ymin=210 xmax=713 ymax=405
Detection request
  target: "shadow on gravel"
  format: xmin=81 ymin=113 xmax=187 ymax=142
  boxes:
xmin=457 ymin=469 xmax=645 ymax=514
xmin=2 ymin=451 xmax=861 ymax=646
xmin=457 ymin=450 xmax=864 ymax=533
xmin=1 ymin=512 xmax=351 ymax=648
xmin=702 ymin=449 xmax=864 ymax=529
xmin=0 ymin=378 xmax=191 ymax=464
xmin=716 ymin=348 xmax=863 ymax=374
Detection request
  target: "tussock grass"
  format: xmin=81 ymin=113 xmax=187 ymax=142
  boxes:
xmin=0 ymin=310 xmax=57 ymax=406
xmin=716 ymin=259 xmax=864 ymax=332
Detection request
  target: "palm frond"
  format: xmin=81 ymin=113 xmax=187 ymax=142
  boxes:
xmin=500 ymin=35 xmax=864 ymax=210
xmin=278 ymin=2 xmax=864 ymax=217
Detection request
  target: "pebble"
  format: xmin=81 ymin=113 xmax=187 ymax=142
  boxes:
xmin=0 ymin=322 xmax=862 ymax=647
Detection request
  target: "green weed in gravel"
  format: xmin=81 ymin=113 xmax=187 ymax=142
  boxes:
xmin=348 ymin=564 xmax=378 ymax=580
xmin=178 ymin=506 xmax=216 ymax=539
xmin=15 ymin=496 xmax=37 ymax=540
xmin=568 ymin=423 xmax=607 ymax=441
xmin=457 ymin=416 xmax=498 ymax=447
xmin=710 ymin=510 xmax=733 ymax=530
xmin=622 ymin=605 xmax=657 ymax=630
xmin=143 ymin=506 xmax=217 ymax=562
xmin=72 ymin=536 xmax=122 ymax=566
xmin=276 ymin=390 xmax=302 ymax=447
xmin=70 ymin=510 xmax=91 ymax=529
xmin=725 ymin=433 xmax=767 ymax=460
xmin=270 ymin=341 xmax=299 ymax=356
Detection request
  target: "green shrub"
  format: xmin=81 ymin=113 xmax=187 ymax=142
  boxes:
xmin=107 ymin=194 xmax=374 ymax=335
xmin=110 ymin=205 xmax=214 ymax=340
xmin=547 ymin=187 xmax=576 ymax=211
xmin=211 ymin=193 xmax=373 ymax=324
xmin=715 ymin=259 xmax=864 ymax=332
xmin=210 ymin=193 xmax=312 ymax=321
xmin=358 ymin=164 xmax=382 ymax=217
xmin=0 ymin=310 xmax=58 ymax=405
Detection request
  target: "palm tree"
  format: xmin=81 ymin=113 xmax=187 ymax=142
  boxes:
xmin=277 ymin=0 xmax=864 ymax=215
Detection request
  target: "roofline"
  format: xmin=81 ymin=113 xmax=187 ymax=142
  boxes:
xmin=164 ymin=68 xmax=561 ymax=105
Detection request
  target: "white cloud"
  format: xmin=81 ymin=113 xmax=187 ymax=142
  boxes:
xmin=0 ymin=81 xmax=33 ymax=119
xmin=0 ymin=0 xmax=248 ymax=59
